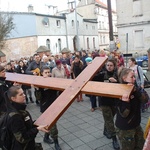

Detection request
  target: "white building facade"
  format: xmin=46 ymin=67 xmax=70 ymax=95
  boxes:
xmin=116 ymin=0 xmax=150 ymax=54
xmin=77 ymin=0 xmax=117 ymax=50
xmin=65 ymin=12 xmax=98 ymax=51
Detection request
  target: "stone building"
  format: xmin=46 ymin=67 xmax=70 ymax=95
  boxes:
xmin=0 ymin=51 xmax=6 ymax=62
xmin=77 ymin=0 xmax=117 ymax=50
xmin=64 ymin=11 xmax=98 ymax=51
xmin=116 ymin=0 xmax=150 ymax=55
xmin=1 ymin=11 xmax=98 ymax=61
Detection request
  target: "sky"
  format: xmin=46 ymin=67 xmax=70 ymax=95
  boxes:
xmin=0 ymin=0 xmax=69 ymax=12
xmin=0 ymin=0 xmax=116 ymax=13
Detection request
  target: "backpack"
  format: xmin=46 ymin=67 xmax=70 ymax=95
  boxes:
xmin=0 ymin=112 xmax=18 ymax=150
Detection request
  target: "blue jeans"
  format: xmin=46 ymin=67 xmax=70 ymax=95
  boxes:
xmin=90 ymin=95 xmax=97 ymax=108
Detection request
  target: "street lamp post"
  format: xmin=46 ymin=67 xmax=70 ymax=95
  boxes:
xmin=107 ymin=0 xmax=116 ymax=51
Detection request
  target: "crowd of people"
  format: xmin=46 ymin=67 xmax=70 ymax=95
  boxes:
xmin=0 ymin=48 xmax=149 ymax=150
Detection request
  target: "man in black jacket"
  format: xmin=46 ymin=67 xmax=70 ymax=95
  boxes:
xmin=0 ymin=65 xmax=12 ymax=115
xmin=26 ymin=54 xmax=42 ymax=105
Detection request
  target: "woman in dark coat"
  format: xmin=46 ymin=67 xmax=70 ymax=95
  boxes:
xmin=16 ymin=60 xmax=27 ymax=74
xmin=71 ymin=55 xmax=84 ymax=102
xmin=16 ymin=60 xmax=34 ymax=104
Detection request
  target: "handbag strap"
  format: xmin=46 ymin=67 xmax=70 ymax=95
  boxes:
xmin=144 ymin=73 xmax=149 ymax=81
xmin=137 ymin=66 xmax=141 ymax=80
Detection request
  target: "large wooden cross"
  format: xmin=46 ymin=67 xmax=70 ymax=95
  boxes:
xmin=6 ymin=57 xmax=134 ymax=129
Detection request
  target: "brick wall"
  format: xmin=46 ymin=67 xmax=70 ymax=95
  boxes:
xmin=2 ymin=36 xmax=38 ymax=61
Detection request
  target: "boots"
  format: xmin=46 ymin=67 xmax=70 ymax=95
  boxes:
xmin=30 ymin=97 xmax=34 ymax=103
xmin=103 ymin=127 xmax=112 ymax=139
xmin=36 ymin=100 xmax=40 ymax=106
xmin=54 ymin=139 xmax=62 ymax=150
xmin=43 ymin=133 xmax=53 ymax=144
xmin=26 ymin=98 xmax=28 ymax=104
xmin=112 ymin=136 xmax=120 ymax=150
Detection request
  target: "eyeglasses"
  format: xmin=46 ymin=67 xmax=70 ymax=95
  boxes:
xmin=106 ymin=65 xmax=113 ymax=66
xmin=44 ymin=72 xmax=50 ymax=74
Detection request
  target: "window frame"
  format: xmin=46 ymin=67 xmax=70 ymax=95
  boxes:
xmin=56 ymin=20 xmax=61 ymax=27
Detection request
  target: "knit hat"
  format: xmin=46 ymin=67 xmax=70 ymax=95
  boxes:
xmin=85 ymin=57 xmax=93 ymax=62
xmin=56 ymin=60 xmax=61 ymax=65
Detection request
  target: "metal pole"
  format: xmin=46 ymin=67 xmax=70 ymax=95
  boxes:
xmin=107 ymin=0 xmax=115 ymax=51
xmin=107 ymin=0 xmax=113 ymax=41
xmin=126 ymin=33 xmax=128 ymax=67
xmin=74 ymin=0 xmax=80 ymax=51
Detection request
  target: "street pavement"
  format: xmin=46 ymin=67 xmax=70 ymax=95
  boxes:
xmin=27 ymin=88 xmax=150 ymax=150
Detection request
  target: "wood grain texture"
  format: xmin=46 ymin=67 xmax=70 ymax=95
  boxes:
xmin=5 ymin=57 xmax=134 ymax=129
xmin=6 ymin=73 xmax=73 ymax=91
xmin=34 ymin=57 xmax=107 ymax=129
xmin=82 ymin=81 xmax=134 ymax=99
xmin=6 ymin=73 xmax=134 ymax=99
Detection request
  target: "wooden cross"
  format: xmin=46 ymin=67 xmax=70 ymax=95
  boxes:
xmin=6 ymin=57 xmax=134 ymax=129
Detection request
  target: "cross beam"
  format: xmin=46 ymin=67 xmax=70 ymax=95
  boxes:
xmin=6 ymin=73 xmax=133 ymax=99
xmin=5 ymin=57 xmax=134 ymax=129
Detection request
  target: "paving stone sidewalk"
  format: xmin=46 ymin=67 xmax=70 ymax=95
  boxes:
xmin=26 ymin=90 xmax=150 ymax=150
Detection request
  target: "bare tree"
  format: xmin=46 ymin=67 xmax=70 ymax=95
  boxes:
xmin=0 ymin=13 xmax=15 ymax=49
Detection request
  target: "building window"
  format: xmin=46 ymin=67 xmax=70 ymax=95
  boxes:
xmin=56 ymin=20 xmax=61 ymax=27
xmin=42 ymin=17 xmax=49 ymax=26
xmin=102 ymin=22 xmax=104 ymax=29
xmin=93 ymin=38 xmax=95 ymax=48
xmin=85 ymin=0 xmax=88 ymax=5
xmin=86 ymin=24 xmax=88 ymax=29
xmin=100 ymin=35 xmax=102 ymax=44
xmin=58 ymin=39 xmax=61 ymax=52
xmin=103 ymin=36 xmax=105 ymax=44
xmin=99 ymin=21 xmax=101 ymax=29
xmin=46 ymin=39 xmax=50 ymax=49
xmin=92 ymin=26 xmax=95 ymax=30
xmin=77 ymin=21 xmax=79 ymax=27
xmin=134 ymin=30 xmax=144 ymax=48
xmin=133 ymin=0 xmax=142 ymax=16
xmin=87 ymin=38 xmax=89 ymax=49
xmin=72 ymin=20 xmax=74 ymax=27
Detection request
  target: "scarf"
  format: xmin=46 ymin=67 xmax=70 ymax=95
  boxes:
xmin=64 ymin=66 xmax=70 ymax=78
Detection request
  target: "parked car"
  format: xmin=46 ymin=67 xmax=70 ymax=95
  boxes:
xmin=136 ymin=55 xmax=148 ymax=67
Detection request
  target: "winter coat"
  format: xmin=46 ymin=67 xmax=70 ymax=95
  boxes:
xmin=8 ymin=102 xmax=38 ymax=150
